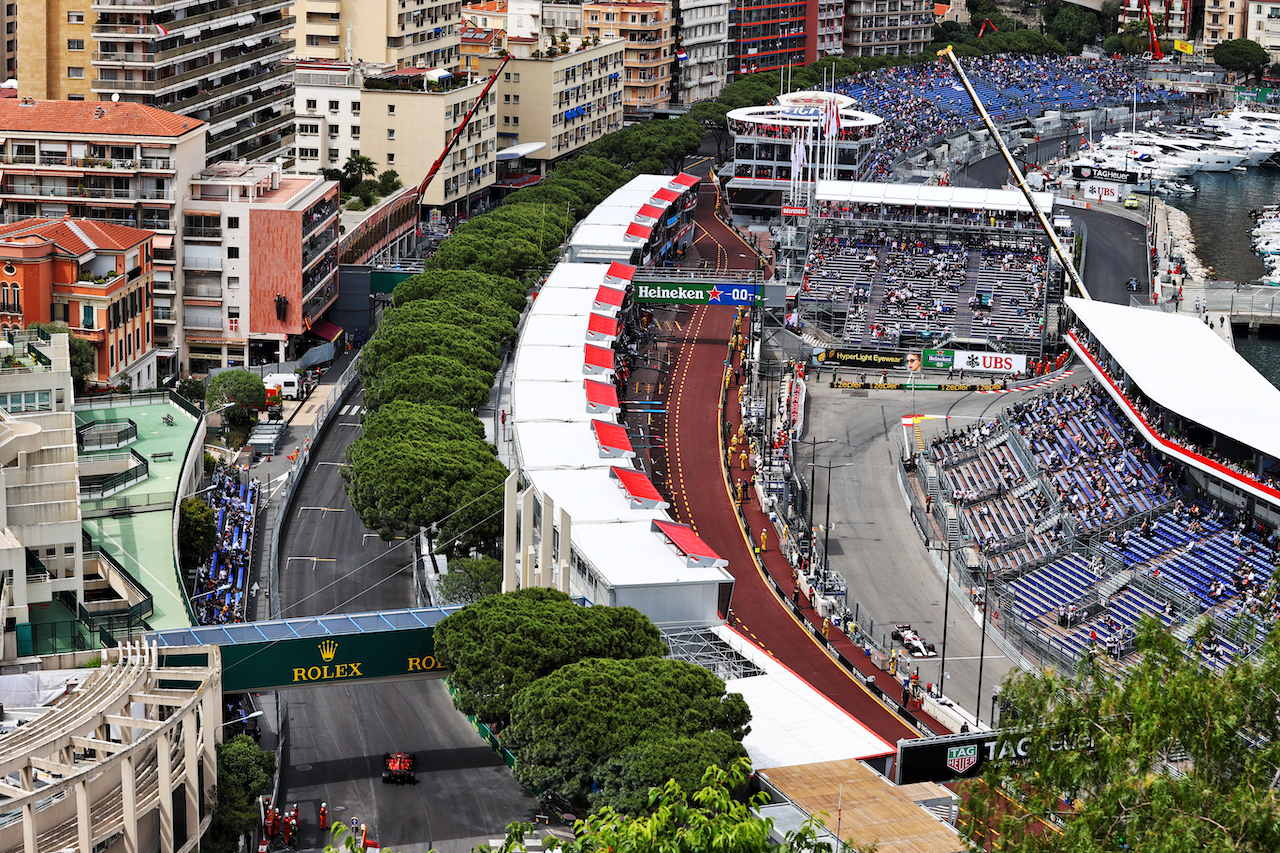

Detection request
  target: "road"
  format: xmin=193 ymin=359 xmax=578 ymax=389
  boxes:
xmin=276 ymin=385 xmax=538 ymax=853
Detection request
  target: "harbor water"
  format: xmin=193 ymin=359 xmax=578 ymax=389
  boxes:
xmin=1166 ymin=165 xmax=1280 ymax=387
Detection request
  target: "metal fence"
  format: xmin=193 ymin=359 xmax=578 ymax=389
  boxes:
xmin=1201 ymin=285 xmax=1280 ymax=318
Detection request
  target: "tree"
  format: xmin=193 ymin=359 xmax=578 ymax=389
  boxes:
xmin=205 ymin=734 xmax=275 ymax=853
xmin=436 ymin=555 xmax=503 ymax=605
xmin=362 ymin=353 xmax=496 ymax=413
xmin=588 ymin=118 xmax=704 ymax=174
xmin=687 ymin=101 xmax=733 ymax=161
xmin=29 ymin=322 xmax=96 ymax=393
xmin=342 ymin=154 xmax=378 ymax=188
xmin=358 ymin=313 xmax=500 ymax=381
xmin=343 ymin=400 xmax=508 ymax=545
xmin=505 ymin=656 xmax=751 ymax=812
xmin=962 ymin=619 xmax=1280 ymax=852
xmin=487 ymin=759 xmax=856 ymax=853
xmin=377 ymin=169 xmax=403 ymax=195
xmin=391 ymin=269 xmax=527 ymax=312
xmin=1213 ymin=38 xmax=1270 ymax=75
xmin=176 ymin=376 xmax=206 ymax=404
xmin=433 ymin=587 xmax=667 ymax=729
xmin=206 ymin=369 xmax=266 ymax=426
xmin=1048 ymin=4 xmax=1102 ymax=53
xmin=177 ymin=496 xmax=216 ymax=575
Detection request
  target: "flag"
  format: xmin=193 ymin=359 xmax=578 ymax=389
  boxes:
xmin=1174 ymin=39 xmax=1193 ymax=55
xmin=790 ymin=129 xmax=807 ymax=175
xmin=156 ymin=22 xmax=169 ymax=35
xmin=676 ymin=49 xmax=688 ymax=61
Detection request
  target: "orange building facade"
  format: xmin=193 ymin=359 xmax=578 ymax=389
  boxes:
xmin=0 ymin=218 xmax=155 ymax=389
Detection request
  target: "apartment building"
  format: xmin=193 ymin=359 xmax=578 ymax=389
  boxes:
xmin=20 ymin=0 xmax=295 ymax=166
xmin=1201 ymin=0 xmax=1243 ymax=44
xmin=0 ymin=99 xmax=207 ymax=380
xmin=0 ymin=331 xmax=83 ymax=626
xmin=293 ymin=62 xmax=498 ymax=215
xmin=479 ymin=38 xmax=624 ymax=167
xmin=1249 ymin=0 xmax=1280 ymax=60
xmin=1 ymin=1 xmax=13 ymax=78
xmin=0 ymin=218 xmax=156 ymax=388
xmin=462 ymin=21 xmax=506 ymax=75
xmin=183 ymin=162 xmax=339 ymax=370
xmin=583 ymin=0 xmax=673 ymax=112
xmin=1120 ymin=0 xmax=1192 ymax=41
xmin=288 ymin=0 xmax=461 ymax=70
xmin=462 ymin=0 xmax=510 ymax=30
xmin=728 ymin=0 xmax=806 ymax=75
xmin=673 ymin=0 xmax=728 ymax=104
xmin=842 ymin=0 xmax=930 ymax=59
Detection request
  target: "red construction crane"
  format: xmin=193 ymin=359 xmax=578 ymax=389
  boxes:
xmin=976 ymin=18 xmax=999 ymax=38
xmin=1138 ymin=0 xmax=1164 ymax=60
xmin=414 ymin=53 xmax=512 ymax=210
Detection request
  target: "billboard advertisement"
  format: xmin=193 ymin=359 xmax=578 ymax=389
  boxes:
xmin=634 ymin=282 xmax=760 ymax=306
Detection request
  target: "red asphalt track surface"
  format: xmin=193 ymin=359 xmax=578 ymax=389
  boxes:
xmin=659 ymin=178 xmax=948 ymax=744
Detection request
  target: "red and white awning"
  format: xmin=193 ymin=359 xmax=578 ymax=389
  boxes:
xmin=586 ymin=312 xmax=619 ymax=343
xmin=651 ymin=520 xmax=728 ymax=568
xmin=591 ymin=419 xmax=635 ymax=458
xmin=593 ymin=285 xmax=625 ymax=312
xmin=670 ymin=173 xmax=700 ymax=190
xmin=583 ymin=378 xmax=620 ymax=415
xmin=605 ymin=261 xmax=636 ymax=285
xmin=635 ymin=203 xmax=664 ymax=222
xmin=583 ymin=343 xmax=614 ymax=376
xmin=610 ymin=466 xmax=669 ymax=510
xmin=624 ymin=222 xmax=653 ymax=241
xmin=651 ymin=187 xmax=680 ymax=204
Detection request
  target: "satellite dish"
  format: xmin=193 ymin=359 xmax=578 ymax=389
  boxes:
xmin=112 ymin=93 xmax=120 ymax=102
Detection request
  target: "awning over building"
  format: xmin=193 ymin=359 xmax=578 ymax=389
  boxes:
xmin=625 ymin=222 xmax=653 ymax=241
xmin=815 ymin=180 xmax=1055 ymax=214
xmin=610 ymin=466 xmax=668 ymax=510
xmin=651 ymin=187 xmax=680 ymax=203
xmin=635 ymin=203 xmax=664 ymax=222
xmin=586 ymin=312 xmax=619 ymax=342
xmin=152 ymin=233 xmax=174 ymax=250
xmin=591 ymin=418 xmax=635 ymax=458
xmin=593 ymin=285 xmax=625 ymax=311
xmin=306 ymin=318 xmax=344 ymax=341
xmin=583 ymin=378 xmax=619 ymax=414
xmin=651 ymin=520 xmax=728 ymax=568
xmin=670 ymin=173 xmax=700 ymax=189
xmin=583 ymin=343 xmax=614 ymax=376
xmin=605 ymin=261 xmax=636 ymax=284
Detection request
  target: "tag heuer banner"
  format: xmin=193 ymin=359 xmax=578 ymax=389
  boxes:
xmin=896 ymin=730 xmax=1094 ymax=784
xmin=1069 ymin=164 xmax=1140 ymax=185
xmin=634 ymin=282 xmax=760 ymax=306
xmin=947 ymin=744 xmax=978 ymax=774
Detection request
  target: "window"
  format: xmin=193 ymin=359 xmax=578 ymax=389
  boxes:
xmin=329 ymin=148 xmax=340 ymax=160
xmin=387 ymin=153 xmax=396 ymax=164
xmin=299 ymin=123 xmax=319 ymax=134
xmin=227 ymin=276 xmax=240 ymax=289
xmin=306 ymin=35 xmax=320 ymax=45
xmin=67 ymin=66 xmax=84 ymax=78
xmin=67 ymin=39 xmax=85 ymax=50
xmin=329 ymin=127 xmax=340 ymax=138
xmin=329 ymin=100 xmax=340 ymax=112
xmin=387 ymin=128 xmax=395 ymax=139
xmin=227 ymin=216 xmax=239 ymax=229
xmin=67 ymin=10 xmax=83 ymax=22
xmin=351 ymin=101 xmax=361 ymax=114
xmin=513 ymin=94 xmax=520 ymax=104
xmin=65 ymin=545 xmax=75 ymax=555
xmin=300 ymin=147 xmax=319 ymax=158
xmin=387 ymin=104 xmax=396 ymax=115
xmin=351 ymin=125 xmax=360 ymax=139
xmin=351 ymin=149 xmax=359 ymax=157
xmin=504 ymin=93 xmax=510 ymax=102
xmin=512 ymin=116 xmax=519 ymax=125
xmin=227 ymin=246 xmax=240 ymax=259
xmin=146 ymin=322 xmax=150 ymax=342
xmin=82 ymin=304 xmax=94 ymax=329
xmin=503 ymin=115 xmax=510 ymax=125
xmin=504 ymin=72 xmax=511 ymax=81
xmin=306 ymin=99 xmax=318 ymax=111
xmin=513 ymin=73 xmax=520 ymax=83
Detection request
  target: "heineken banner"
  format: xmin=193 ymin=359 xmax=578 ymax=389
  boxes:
xmin=634 ymin=282 xmax=760 ymax=306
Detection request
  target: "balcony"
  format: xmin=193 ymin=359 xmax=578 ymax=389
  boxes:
xmin=207 ymin=108 xmax=295 ymax=154
xmin=91 ymin=39 xmax=296 ymax=95
xmin=183 ymin=314 xmax=223 ymax=330
xmin=74 ymin=271 xmax=126 ymax=289
xmin=235 ymin=131 xmax=294 ymax=163
xmin=93 ymin=15 xmax=295 ymax=69
xmin=302 ymin=230 xmax=338 ymax=269
xmin=92 ymin=0 xmax=292 ymax=37
xmin=152 ymin=278 xmax=176 ymax=295
xmin=163 ymin=63 xmax=290 ymax=115
xmin=183 ymin=224 xmax=222 ymax=240
xmin=183 ymin=282 xmax=222 ymax=299
xmin=183 ymin=255 xmax=223 ymax=271
xmin=1 ymin=182 xmax=175 ymax=202
xmin=153 ymin=306 xmax=176 ymax=321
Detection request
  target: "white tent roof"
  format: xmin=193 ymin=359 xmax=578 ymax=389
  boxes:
xmin=512 ymin=343 xmax=595 ymax=385
xmin=570 ymin=521 xmax=728 ymax=588
xmin=1068 ymin=297 xmax=1280 ymax=460
xmin=713 ymin=626 xmax=894 ymax=768
xmin=509 ymin=380 xmax=596 ymax=423
xmin=518 ymin=316 xmax=590 ymax=348
xmin=815 ymin=180 xmax=1055 ymax=214
xmin=515 ymin=421 xmax=619 ymax=471
xmin=527 ymin=468 xmax=666 ymax=526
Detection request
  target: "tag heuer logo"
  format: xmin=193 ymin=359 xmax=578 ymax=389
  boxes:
xmin=947 ymin=744 xmax=978 ymax=774
xmin=1080 ymin=167 xmax=1092 ymax=178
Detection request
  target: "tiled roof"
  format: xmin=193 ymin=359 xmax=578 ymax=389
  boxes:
xmin=0 ymin=218 xmax=152 ymax=255
xmin=463 ymin=0 xmax=507 ymax=11
xmin=0 ymin=100 xmax=204 ymax=138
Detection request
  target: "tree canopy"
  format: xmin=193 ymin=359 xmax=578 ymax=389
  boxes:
xmin=434 ymin=588 xmax=667 ymax=728
xmin=344 ymin=400 xmax=507 ymax=546
xmin=362 ymin=353 xmax=496 ymax=413
xmin=391 ymin=269 xmax=527 ymax=312
xmin=206 ymin=369 xmax=266 ymax=426
xmin=177 ymin=496 xmax=216 ymax=575
xmin=29 ymin=323 xmax=96 ymax=393
xmin=1213 ymin=38 xmax=1270 ymax=74
xmin=1047 ymin=4 xmax=1103 ymax=53
xmin=505 ymin=656 xmax=751 ymax=812
xmin=437 ymin=555 xmax=504 ymax=605
xmin=587 ymin=117 xmax=705 ymax=174
xmin=206 ymin=734 xmax=275 ymax=853
xmin=962 ymin=619 xmax=1280 ymax=852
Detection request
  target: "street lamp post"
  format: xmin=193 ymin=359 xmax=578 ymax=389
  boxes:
xmin=938 ymin=544 xmax=953 ymax=696
xmin=805 ymin=438 xmax=837 ymax=564
xmin=975 ymin=570 xmax=992 ymax=727
xmin=809 ymin=461 xmax=855 ymax=583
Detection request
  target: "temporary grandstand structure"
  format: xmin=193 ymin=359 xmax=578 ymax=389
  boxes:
xmin=564 ymin=174 xmax=700 ymax=266
xmin=504 ymin=261 xmax=735 ymax=625
xmin=814 ymin=181 xmax=1054 ymax=216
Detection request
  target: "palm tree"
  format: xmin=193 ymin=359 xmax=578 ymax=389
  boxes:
xmin=342 ymin=154 xmax=377 ymax=187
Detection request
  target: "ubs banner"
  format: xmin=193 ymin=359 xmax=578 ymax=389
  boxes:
xmin=817 ymin=348 xmax=1026 ymax=374
xmin=220 ymin=626 xmax=448 ymax=692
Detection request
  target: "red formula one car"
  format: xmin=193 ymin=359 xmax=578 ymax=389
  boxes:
xmin=382 ymin=752 xmax=416 ymax=784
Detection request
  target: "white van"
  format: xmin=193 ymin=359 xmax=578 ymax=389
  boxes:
xmin=262 ymin=372 xmax=301 ymax=401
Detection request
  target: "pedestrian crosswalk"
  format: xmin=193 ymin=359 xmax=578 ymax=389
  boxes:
xmin=338 ymin=404 xmax=365 ymax=417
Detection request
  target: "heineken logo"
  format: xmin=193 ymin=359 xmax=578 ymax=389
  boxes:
xmin=634 ymin=283 xmax=759 ymax=306
xmin=637 ymin=285 xmax=710 ymax=301
xmin=947 ymin=744 xmax=978 ymax=774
